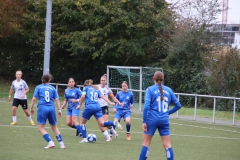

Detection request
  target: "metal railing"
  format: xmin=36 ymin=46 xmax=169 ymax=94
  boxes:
xmin=50 ymin=83 xmax=240 ymax=126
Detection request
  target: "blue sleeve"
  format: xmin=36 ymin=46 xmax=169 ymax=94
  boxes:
xmin=168 ymin=90 xmax=181 ymax=115
xmin=33 ymin=86 xmax=39 ymax=99
xmin=83 ymin=87 xmax=87 ymax=93
xmin=130 ymin=92 xmax=134 ymax=106
xmin=143 ymin=88 xmax=151 ymax=123
xmin=98 ymin=90 xmax=102 ymax=98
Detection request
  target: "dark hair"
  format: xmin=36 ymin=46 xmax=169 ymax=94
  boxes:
xmin=68 ymin=78 xmax=78 ymax=88
xmin=42 ymin=74 xmax=51 ymax=83
xmin=153 ymin=71 xmax=164 ymax=101
xmin=122 ymin=81 xmax=128 ymax=86
xmin=84 ymin=79 xmax=98 ymax=90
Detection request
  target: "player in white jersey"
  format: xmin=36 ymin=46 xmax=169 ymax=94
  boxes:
xmin=8 ymin=70 xmax=35 ymax=125
xmin=97 ymin=74 xmax=123 ymax=140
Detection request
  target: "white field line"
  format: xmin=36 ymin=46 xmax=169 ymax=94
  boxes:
xmin=1 ymin=100 xmax=240 ymax=134
xmin=0 ymin=124 xmax=239 ymax=140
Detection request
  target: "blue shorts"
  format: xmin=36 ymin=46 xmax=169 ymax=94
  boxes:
xmin=37 ymin=106 xmax=57 ymax=125
xmin=67 ymin=108 xmax=80 ymax=117
xmin=144 ymin=120 xmax=170 ymax=136
xmin=114 ymin=110 xmax=131 ymax=121
xmin=82 ymin=103 xmax=103 ymax=120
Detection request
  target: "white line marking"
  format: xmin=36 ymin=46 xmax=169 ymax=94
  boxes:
xmin=0 ymin=125 xmax=239 ymax=140
xmin=1 ymin=100 xmax=239 ymax=134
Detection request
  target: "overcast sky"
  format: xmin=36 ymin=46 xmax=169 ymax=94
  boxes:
xmin=166 ymin=0 xmax=240 ymax=24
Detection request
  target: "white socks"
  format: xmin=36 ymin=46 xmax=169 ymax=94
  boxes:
xmin=12 ymin=116 xmax=17 ymax=122
xmin=27 ymin=116 xmax=32 ymax=121
xmin=103 ymin=130 xmax=110 ymax=138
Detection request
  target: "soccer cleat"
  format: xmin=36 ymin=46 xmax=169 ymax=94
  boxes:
xmin=60 ymin=144 xmax=66 ymax=149
xmin=10 ymin=122 xmax=17 ymax=125
xmin=115 ymin=121 xmax=122 ymax=130
xmin=30 ymin=120 xmax=35 ymax=126
xmin=44 ymin=141 xmax=55 ymax=149
xmin=77 ymin=132 xmax=82 ymax=138
xmin=106 ymin=137 xmax=112 ymax=142
xmin=114 ymin=133 xmax=118 ymax=139
xmin=80 ymin=138 xmax=88 ymax=143
xmin=126 ymin=133 xmax=131 ymax=141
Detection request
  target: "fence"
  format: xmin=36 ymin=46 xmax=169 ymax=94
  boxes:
xmin=50 ymin=83 xmax=240 ymax=126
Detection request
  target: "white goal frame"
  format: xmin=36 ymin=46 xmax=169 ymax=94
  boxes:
xmin=107 ymin=65 xmax=163 ymax=110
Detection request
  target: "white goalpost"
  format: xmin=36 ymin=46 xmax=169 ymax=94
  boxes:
xmin=107 ymin=65 xmax=163 ymax=111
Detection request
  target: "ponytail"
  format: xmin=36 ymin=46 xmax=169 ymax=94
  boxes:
xmin=157 ymin=79 xmax=164 ymax=101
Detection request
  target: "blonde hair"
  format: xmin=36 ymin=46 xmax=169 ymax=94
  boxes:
xmin=153 ymin=71 xmax=164 ymax=101
xmin=84 ymin=79 xmax=98 ymax=90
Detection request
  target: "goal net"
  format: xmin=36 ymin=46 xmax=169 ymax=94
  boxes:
xmin=107 ymin=65 xmax=163 ymax=110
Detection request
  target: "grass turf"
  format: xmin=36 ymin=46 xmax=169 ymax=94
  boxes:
xmin=0 ymin=100 xmax=240 ymax=160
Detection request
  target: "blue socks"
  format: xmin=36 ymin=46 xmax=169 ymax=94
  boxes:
xmin=126 ymin=124 xmax=131 ymax=133
xmin=166 ymin=148 xmax=174 ymax=160
xmin=56 ymin=134 xmax=63 ymax=142
xmin=81 ymin=125 xmax=87 ymax=138
xmin=76 ymin=125 xmax=82 ymax=135
xmin=109 ymin=125 xmax=116 ymax=135
xmin=43 ymin=134 xmax=52 ymax=142
xmin=103 ymin=121 xmax=114 ymax=127
xmin=139 ymin=146 xmax=149 ymax=160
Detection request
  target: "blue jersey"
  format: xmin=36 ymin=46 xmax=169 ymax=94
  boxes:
xmin=64 ymin=87 xmax=82 ymax=110
xmin=83 ymin=86 xmax=102 ymax=105
xmin=143 ymin=84 xmax=181 ymax=124
xmin=33 ymin=84 xmax=59 ymax=107
xmin=115 ymin=91 xmax=134 ymax=111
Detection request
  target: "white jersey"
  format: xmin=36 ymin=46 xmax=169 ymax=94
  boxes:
xmin=97 ymin=84 xmax=113 ymax=107
xmin=11 ymin=79 xmax=29 ymax=99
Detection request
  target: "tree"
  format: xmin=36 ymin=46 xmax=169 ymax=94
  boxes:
xmin=70 ymin=0 xmax=173 ymax=65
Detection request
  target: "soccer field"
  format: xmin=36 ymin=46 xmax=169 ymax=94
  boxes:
xmin=0 ymin=101 xmax=240 ymax=160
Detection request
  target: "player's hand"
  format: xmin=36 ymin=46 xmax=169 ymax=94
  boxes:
xmin=113 ymin=108 xmax=116 ymax=113
xmin=21 ymin=94 xmax=25 ymax=99
xmin=76 ymin=105 xmax=80 ymax=110
xmin=61 ymin=105 xmax=65 ymax=109
xmin=142 ymin=123 xmax=147 ymax=132
xmin=119 ymin=103 xmax=123 ymax=106
xmin=30 ymin=109 xmax=34 ymax=115
xmin=130 ymin=105 xmax=133 ymax=108
xmin=58 ymin=110 xmax=62 ymax=117
xmin=8 ymin=97 xmax=11 ymax=102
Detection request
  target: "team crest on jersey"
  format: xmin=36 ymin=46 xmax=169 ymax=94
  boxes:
xmin=126 ymin=96 xmax=129 ymax=100
xmin=72 ymin=92 xmax=75 ymax=96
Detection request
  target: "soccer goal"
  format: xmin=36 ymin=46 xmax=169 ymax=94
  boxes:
xmin=107 ymin=65 xmax=163 ymax=110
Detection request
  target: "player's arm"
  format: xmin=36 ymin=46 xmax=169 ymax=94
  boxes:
xmin=109 ymin=93 xmax=123 ymax=106
xmin=142 ymin=89 xmax=151 ymax=132
xmin=130 ymin=93 xmax=134 ymax=108
xmin=30 ymin=97 xmax=37 ymax=115
xmin=78 ymin=92 xmax=86 ymax=109
xmin=8 ymin=88 xmax=13 ymax=101
xmin=22 ymin=88 xmax=29 ymax=98
xmin=168 ymin=90 xmax=181 ymax=115
xmin=61 ymin=99 xmax=67 ymax=109
xmin=100 ymin=95 xmax=115 ymax=105
xmin=55 ymin=98 xmax=62 ymax=117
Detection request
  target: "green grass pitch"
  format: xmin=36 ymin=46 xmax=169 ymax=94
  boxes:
xmin=0 ymin=100 xmax=240 ymax=160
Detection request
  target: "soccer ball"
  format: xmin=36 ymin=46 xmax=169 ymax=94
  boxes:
xmin=87 ymin=133 xmax=97 ymax=143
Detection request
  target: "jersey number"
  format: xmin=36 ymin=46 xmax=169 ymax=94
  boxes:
xmin=90 ymin=91 xmax=98 ymax=102
xmin=156 ymin=96 xmax=168 ymax=112
xmin=45 ymin=91 xmax=50 ymax=102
